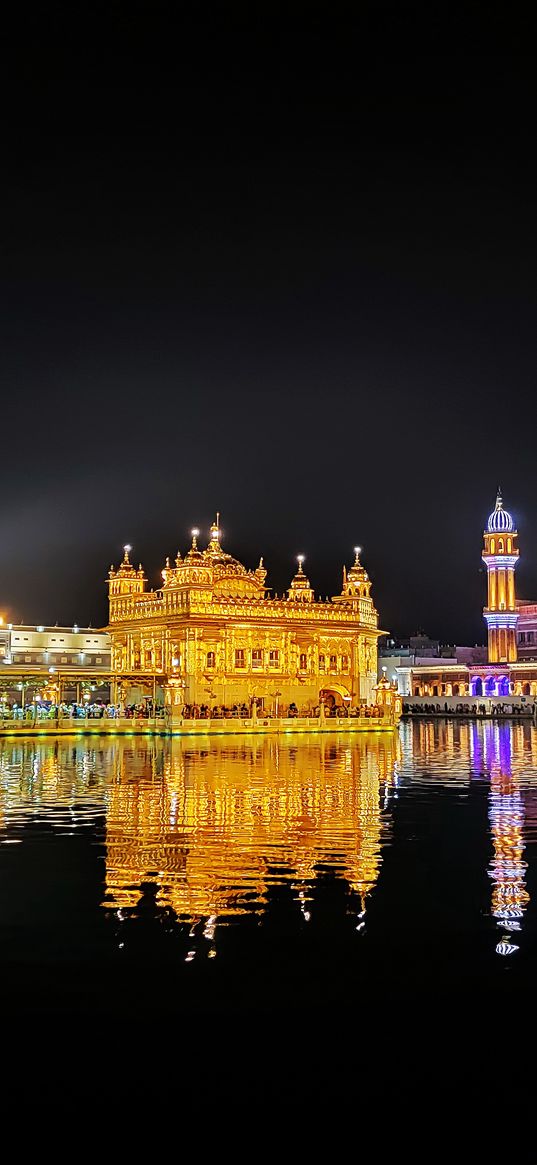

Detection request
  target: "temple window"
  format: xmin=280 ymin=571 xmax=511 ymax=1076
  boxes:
xmin=507 ymin=538 xmax=512 ymax=552
xmin=490 ymin=538 xmax=495 ymax=553
xmin=269 ymin=650 xmax=279 ymax=667
xmin=235 ymin=649 xmax=246 ymax=669
xmin=252 ymin=649 xmax=263 ymax=668
xmin=520 ymin=632 xmax=526 ymax=643
xmin=329 ymin=654 xmax=337 ymax=671
xmin=206 ymin=651 xmax=216 ymax=668
xmin=299 ymin=652 xmax=307 ymax=671
xmin=341 ymin=654 xmax=349 ymax=671
xmin=498 ymin=538 xmax=504 ymax=552
xmin=318 ymin=654 xmax=326 ymax=671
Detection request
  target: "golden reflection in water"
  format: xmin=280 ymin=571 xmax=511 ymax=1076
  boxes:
xmin=102 ymin=735 xmax=400 ymax=927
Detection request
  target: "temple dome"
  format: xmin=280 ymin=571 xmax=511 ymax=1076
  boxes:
xmin=487 ymin=491 xmax=514 ymax=533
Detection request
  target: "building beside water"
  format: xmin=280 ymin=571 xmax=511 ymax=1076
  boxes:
xmin=106 ymin=518 xmax=386 ymax=714
xmin=399 ymin=492 xmax=537 ymax=704
xmin=0 ymin=622 xmax=111 ymax=705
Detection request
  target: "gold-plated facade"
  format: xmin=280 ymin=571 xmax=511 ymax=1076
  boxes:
xmin=107 ymin=522 xmax=386 ymax=714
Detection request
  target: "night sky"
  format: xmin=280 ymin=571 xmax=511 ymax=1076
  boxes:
xmin=2 ymin=4 xmax=536 ymax=643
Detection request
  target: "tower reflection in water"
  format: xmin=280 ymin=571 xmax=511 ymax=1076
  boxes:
xmin=481 ymin=723 xmax=530 ymax=956
xmin=102 ymin=735 xmax=399 ymax=948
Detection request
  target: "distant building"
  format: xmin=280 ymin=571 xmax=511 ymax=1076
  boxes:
xmin=0 ymin=624 xmax=110 ymax=670
xmin=397 ymin=493 xmax=537 ymax=703
xmin=0 ymin=623 xmax=112 ymax=704
xmin=516 ymin=602 xmax=537 ymax=659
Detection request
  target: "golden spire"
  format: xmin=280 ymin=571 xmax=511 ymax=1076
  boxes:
xmin=186 ymin=527 xmax=204 ymax=562
xmin=114 ymin=544 xmax=139 ymax=577
xmin=287 ymin=555 xmax=314 ymax=602
xmin=207 ymin=513 xmax=223 ymax=554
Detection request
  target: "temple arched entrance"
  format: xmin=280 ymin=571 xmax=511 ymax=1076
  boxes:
xmin=319 ymin=683 xmax=351 ymax=709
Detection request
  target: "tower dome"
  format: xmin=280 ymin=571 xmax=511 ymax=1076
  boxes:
xmin=487 ymin=491 xmax=514 ymax=533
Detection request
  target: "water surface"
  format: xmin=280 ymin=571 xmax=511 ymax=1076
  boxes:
xmin=1 ymin=719 xmax=537 ymax=1023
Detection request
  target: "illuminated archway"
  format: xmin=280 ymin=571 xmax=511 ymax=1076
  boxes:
xmin=319 ymin=683 xmax=351 ymax=708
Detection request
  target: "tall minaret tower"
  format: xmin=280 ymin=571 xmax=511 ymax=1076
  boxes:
xmin=482 ymin=491 xmax=519 ymax=663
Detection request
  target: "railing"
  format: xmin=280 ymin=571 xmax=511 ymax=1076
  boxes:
xmin=172 ymin=710 xmax=394 ymax=728
xmin=110 ymin=592 xmax=379 ymax=628
xmin=0 ymin=710 xmax=396 ymax=733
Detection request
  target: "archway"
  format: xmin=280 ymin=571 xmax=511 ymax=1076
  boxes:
xmin=523 ymin=682 xmax=531 ymax=696
xmin=471 ymin=677 xmax=483 ymax=697
xmin=498 ymin=676 xmax=510 ymax=697
xmin=485 ymin=677 xmax=496 ymax=697
xmin=319 ymin=683 xmax=351 ymax=709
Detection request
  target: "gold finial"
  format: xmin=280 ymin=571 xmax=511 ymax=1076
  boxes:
xmin=191 ymin=528 xmax=199 ymax=549
xmin=166 ymin=556 xmax=170 ymax=568
xmin=123 ymin=544 xmax=132 ymax=563
xmin=354 ymin=546 xmax=361 ymax=564
xmin=297 ymin=554 xmax=305 ymax=572
xmin=211 ymin=515 xmax=221 ymax=536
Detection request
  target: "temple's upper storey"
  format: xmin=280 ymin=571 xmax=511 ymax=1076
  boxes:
xmin=107 ymin=517 xmax=380 ymax=630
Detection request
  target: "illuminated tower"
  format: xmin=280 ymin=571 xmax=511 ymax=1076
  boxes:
xmin=482 ymin=491 xmax=519 ymax=664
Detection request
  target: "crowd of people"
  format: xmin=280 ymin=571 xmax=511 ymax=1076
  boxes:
xmin=179 ymin=701 xmax=385 ymax=720
xmin=0 ymin=696 xmax=386 ymax=724
xmin=404 ymin=700 xmax=537 ymax=718
xmin=0 ymin=700 xmax=165 ymax=722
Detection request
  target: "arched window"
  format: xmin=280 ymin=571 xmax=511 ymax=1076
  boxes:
xmin=491 ymin=538 xmax=496 ymax=553
xmin=498 ymin=538 xmax=504 ymax=553
xmin=206 ymin=651 xmax=215 ymax=668
xmin=329 ymin=654 xmax=337 ymax=671
xmin=319 ymin=654 xmax=326 ymax=671
xmin=341 ymin=654 xmax=349 ymax=671
xmin=507 ymin=537 xmax=512 ymax=552
xmin=299 ymin=652 xmax=307 ymax=671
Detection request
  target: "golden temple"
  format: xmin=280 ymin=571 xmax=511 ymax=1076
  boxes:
xmin=107 ymin=517 xmax=396 ymax=724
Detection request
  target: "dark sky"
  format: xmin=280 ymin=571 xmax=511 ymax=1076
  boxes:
xmin=1 ymin=3 xmax=536 ymax=643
